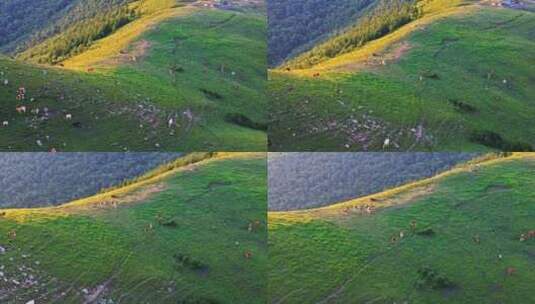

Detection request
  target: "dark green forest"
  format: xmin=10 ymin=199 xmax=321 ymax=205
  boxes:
xmin=0 ymin=153 xmax=181 ymax=208
xmin=0 ymin=0 xmax=131 ymax=55
xmin=284 ymin=0 xmax=421 ymax=68
xmin=268 ymin=0 xmax=376 ymax=66
xmin=268 ymin=153 xmax=480 ymax=211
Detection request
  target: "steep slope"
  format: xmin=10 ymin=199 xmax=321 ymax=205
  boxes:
xmin=0 ymin=0 xmax=267 ymax=151
xmin=269 ymin=0 xmax=535 ymax=151
xmin=269 ymin=153 xmax=535 ymax=303
xmin=0 ymin=152 xmax=266 ymax=303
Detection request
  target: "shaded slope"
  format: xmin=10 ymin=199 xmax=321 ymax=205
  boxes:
xmin=268 ymin=0 xmax=535 ymax=151
xmin=269 ymin=153 xmax=535 ymax=303
xmin=0 ymin=153 xmax=266 ymax=303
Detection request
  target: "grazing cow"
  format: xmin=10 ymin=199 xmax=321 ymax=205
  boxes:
xmin=65 ymin=114 xmax=72 ymax=120
xmin=3 ymin=79 xmax=8 ymax=86
xmin=17 ymin=87 xmax=26 ymax=100
xmin=383 ymin=138 xmax=390 ymax=149
xmin=472 ymin=234 xmax=481 ymax=244
xmin=313 ymin=73 xmax=320 ymax=77
xmin=2 ymin=121 xmax=8 ymax=127
xmin=16 ymin=106 xmax=27 ymax=113
xmin=248 ymin=220 xmax=261 ymax=232
xmin=520 ymin=230 xmax=535 ymax=241
xmin=244 ymin=251 xmax=253 ymax=259
xmin=168 ymin=117 xmax=175 ymax=128
xmin=506 ymin=267 xmax=516 ymax=276
xmin=36 ymin=140 xmax=43 ymax=147
xmin=410 ymin=220 xmax=417 ymax=231
xmin=7 ymin=230 xmax=16 ymax=239
xmin=399 ymin=231 xmax=405 ymax=239
xmin=87 ymin=67 xmax=95 ymax=73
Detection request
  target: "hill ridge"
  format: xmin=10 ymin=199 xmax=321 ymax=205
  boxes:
xmin=269 ymin=152 xmax=530 ymax=220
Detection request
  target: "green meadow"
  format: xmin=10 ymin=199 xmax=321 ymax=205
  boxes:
xmin=0 ymin=1 xmax=267 ymax=151
xmin=269 ymin=1 xmax=535 ymax=151
xmin=0 ymin=153 xmax=267 ymax=303
xmin=269 ymin=153 xmax=535 ymax=303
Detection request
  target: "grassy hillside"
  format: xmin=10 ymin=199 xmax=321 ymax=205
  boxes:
xmin=0 ymin=152 xmax=266 ymax=303
xmin=269 ymin=153 xmax=535 ymax=303
xmin=0 ymin=0 xmax=267 ymax=151
xmin=269 ymin=0 xmax=535 ymax=151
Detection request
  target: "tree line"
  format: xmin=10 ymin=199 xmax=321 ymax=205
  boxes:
xmin=0 ymin=0 xmax=132 ymax=54
xmin=268 ymin=0 xmax=376 ymax=67
xmin=268 ymin=152 xmax=479 ymax=211
xmin=283 ymin=0 xmax=421 ymax=69
xmin=18 ymin=5 xmax=137 ymax=64
xmin=0 ymin=153 xmax=181 ymax=208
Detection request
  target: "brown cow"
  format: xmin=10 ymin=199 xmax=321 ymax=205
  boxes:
xmin=16 ymin=106 xmax=27 ymax=113
xmin=244 ymin=251 xmax=253 ymax=259
xmin=520 ymin=230 xmax=535 ymax=241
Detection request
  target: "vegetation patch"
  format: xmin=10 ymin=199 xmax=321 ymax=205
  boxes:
xmin=448 ymin=99 xmax=478 ymax=114
xmin=174 ymin=253 xmax=210 ymax=274
xmin=416 ymin=267 xmax=457 ymax=290
xmin=225 ymin=113 xmax=268 ymax=131
xmin=470 ymin=131 xmax=533 ymax=151
xmin=415 ymin=227 xmax=436 ymax=237
xmin=199 ymin=88 xmax=223 ymax=100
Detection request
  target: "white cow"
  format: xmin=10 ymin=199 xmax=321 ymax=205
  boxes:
xmin=65 ymin=114 xmax=72 ymax=120
xmin=383 ymin=138 xmax=390 ymax=149
xmin=2 ymin=121 xmax=8 ymax=127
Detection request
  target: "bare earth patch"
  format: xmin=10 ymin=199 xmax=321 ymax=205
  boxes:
xmin=100 ymin=39 xmax=152 ymax=66
xmin=333 ymin=41 xmax=412 ymax=73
